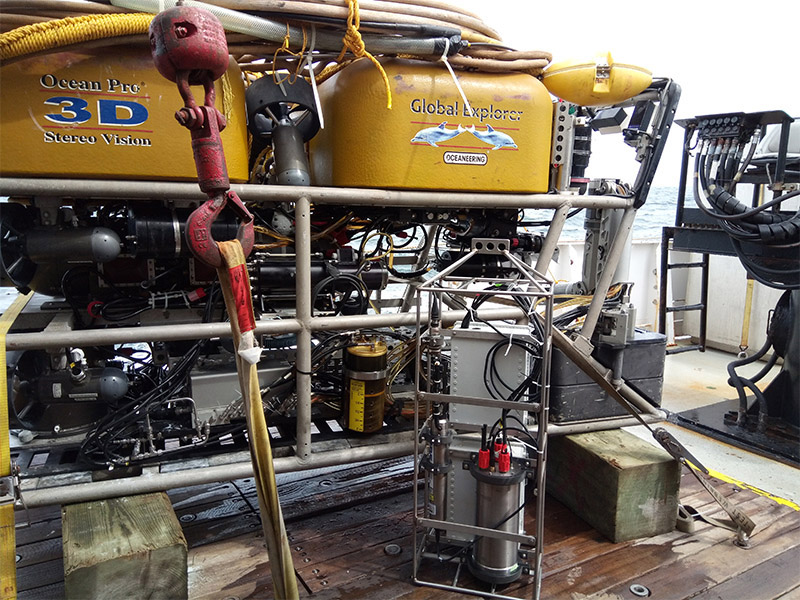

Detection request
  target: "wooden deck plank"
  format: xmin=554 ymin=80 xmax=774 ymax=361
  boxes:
xmin=182 ymin=465 xmax=795 ymax=600
xmin=595 ymin=513 xmax=800 ymax=600
xmin=13 ymin=518 xmax=61 ymax=547
xmin=187 ymin=535 xmax=273 ymax=600
xmin=538 ymin=492 xmax=794 ymax=599
xmin=535 ymin=490 xmax=737 ymax=583
xmin=292 ymin=508 xmax=414 ymax=592
xmin=776 ymin=586 xmax=800 ymax=600
xmin=244 ymin=456 xmax=414 ymax=523
xmin=183 ymin=512 xmax=264 ymax=548
xmin=173 ymin=496 xmax=252 ymax=527
xmin=15 ymin=504 xmax=60 ymax=525
xmin=689 ymin=545 xmax=800 ymax=600
xmin=307 ymin=573 xmax=466 ymax=600
xmin=167 ymin=481 xmax=243 ymax=509
xmin=188 ymin=491 xmax=419 ymax=598
xmin=14 ymin=454 xmax=796 ymax=600
xmin=15 ymin=537 xmax=62 ymax=569
xmin=297 ymin=532 xmax=413 ymax=592
xmin=16 ymin=581 xmax=64 ymax=600
xmin=287 ymin=493 xmax=416 ymax=544
xmin=16 ymin=558 xmax=63 ymax=591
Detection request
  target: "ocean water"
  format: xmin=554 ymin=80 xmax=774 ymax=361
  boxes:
xmin=522 ymin=186 xmax=679 ymax=241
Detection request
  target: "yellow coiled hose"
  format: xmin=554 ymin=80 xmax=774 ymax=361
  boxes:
xmin=0 ymin=13 xmax=152 ymax=61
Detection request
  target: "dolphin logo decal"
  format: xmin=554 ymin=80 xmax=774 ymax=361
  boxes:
xmin=410 ymin=122 xmax=465 ymax=147
xmin=467 ymin=124 xmax=517 ymax=150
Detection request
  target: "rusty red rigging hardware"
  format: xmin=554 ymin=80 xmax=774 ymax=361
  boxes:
xmin=149 ymin=3 xmax=254 ymax=268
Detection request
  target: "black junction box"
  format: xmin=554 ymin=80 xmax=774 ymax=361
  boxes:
xmin=549 ymin=330 xmax=666 ymax=422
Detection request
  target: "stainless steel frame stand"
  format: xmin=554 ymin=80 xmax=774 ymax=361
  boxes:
xmin=412 ymin=239 xmax=553 ymax=600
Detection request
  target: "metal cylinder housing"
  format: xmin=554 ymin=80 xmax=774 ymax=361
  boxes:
xmin=468 ymin=460 xmax=526 ymax=584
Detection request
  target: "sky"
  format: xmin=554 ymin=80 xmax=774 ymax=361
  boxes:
xmin=457 ymin=0 xmax=799 ymax=187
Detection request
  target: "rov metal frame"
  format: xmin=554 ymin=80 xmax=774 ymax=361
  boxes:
xmin=412 ymin=239 xmax=553 ymax=600
xmin=0 ymin=178 xmax=663 ymax=508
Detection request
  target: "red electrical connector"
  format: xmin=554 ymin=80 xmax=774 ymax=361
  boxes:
xmin=498 ymin=448 xmax=511 ymax=473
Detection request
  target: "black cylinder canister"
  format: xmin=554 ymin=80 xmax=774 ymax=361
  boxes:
xmin=343 ymin=338 xmax=388 ymax=433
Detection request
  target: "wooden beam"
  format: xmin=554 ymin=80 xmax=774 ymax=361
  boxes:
xmin=63 ymin=492 xmax=187 ymax=599
xmin=547 ymin=429 xmax=681 ymax=543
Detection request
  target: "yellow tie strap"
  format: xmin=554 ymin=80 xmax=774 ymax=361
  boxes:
xmin=216 ymin=241 xmax=299 ymax=600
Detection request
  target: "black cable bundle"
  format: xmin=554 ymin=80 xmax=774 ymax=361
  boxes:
xmin=79 ymin=285 xmax=221 ymax=468
xmin=693 ymin=137 xmax=800 ymax=290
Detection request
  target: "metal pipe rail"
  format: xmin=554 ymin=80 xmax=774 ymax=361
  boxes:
xmin=18 ymin=410 xmax=665 ymax=508
xmin=0 ymin=178 xmax=633 ymax=209
xmin=21 ymin=440 xmax=416 ymax=508
xmin=5 ymin=306 xmax=528 ymax=350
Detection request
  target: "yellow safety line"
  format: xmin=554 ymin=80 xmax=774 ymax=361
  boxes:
xmin=1 ymin=291 xmax=34 ymax=600
xmin=706 ymin=467 xmax=800 ymax=511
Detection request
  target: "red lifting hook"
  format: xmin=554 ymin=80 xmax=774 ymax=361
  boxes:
xmin=149 ymin=3 xmax=253 ymax=268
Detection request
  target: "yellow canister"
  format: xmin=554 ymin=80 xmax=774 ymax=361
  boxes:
xmin=309 ymin=58 xmax=553 ymax=192
xmin=343 ymin=339 xmax=388 ymax=433
xmin=0 ymin=46 xmax=249 ymax=182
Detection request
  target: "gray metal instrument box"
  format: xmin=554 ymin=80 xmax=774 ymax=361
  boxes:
xmin=449 ymin=322 xmax=532 ymax=428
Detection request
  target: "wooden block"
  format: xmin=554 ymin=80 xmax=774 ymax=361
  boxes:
xmin=63 ymin=492 xmax=187 ymax=600
xmin=546 ymin=429 xmax=681 ymax=542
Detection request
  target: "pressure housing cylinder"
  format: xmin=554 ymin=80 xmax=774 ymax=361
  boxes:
xmin=342 ymin=338 xmax=387 ymax=433
xmin=468 ymin=458 xmax=526 ymax=584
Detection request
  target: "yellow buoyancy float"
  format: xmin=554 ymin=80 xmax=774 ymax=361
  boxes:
xmin=542 ymin=51 xmax=652 ymax=107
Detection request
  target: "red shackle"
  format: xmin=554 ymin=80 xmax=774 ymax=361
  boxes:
xmin=149 ymin=4 xmax=254 ymax=268
xmin=149 ymin=4 xmax=229 ymax=85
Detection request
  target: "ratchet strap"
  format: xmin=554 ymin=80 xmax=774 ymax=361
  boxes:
xmin=552 ymin=328 xmax=756 ymax=540
xmin=217 ymin=240 xmax=298 ymax=600
xmin=1 ymin=292 xmax=33 ymax=600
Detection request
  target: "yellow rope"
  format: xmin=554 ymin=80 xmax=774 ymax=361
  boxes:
xmin=0 ymin=13 xmax=153 ymax=61
xmin=272 ymin=23 xmax=307 ymax=86
xmin=220 ymin=72 xmax=234 ymax=123
xmin=336 ymin=0 xmax=392 ymax=109
xmin=314 ymin=58 xmax=353 ymax=86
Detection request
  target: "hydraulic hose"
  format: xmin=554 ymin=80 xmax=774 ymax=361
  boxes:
xmin=694 ymin=139 xmax=800 ymax=289
xmin=3 ymin=0 xmax=552 ymax=75
xmin=727 ymin=334 xmax=772 ymax=431
xmin=112 ymin=0 xmax=463 ymax=56
xmin=695 ymin=142 xmax=800 ymax=245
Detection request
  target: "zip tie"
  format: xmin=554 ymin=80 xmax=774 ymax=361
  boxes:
xmin=504 ymin=332 xmax=513 ymax=357
xmin=439 ymin=38 xmax=473 ymax=118
xmin=307 ymin=25 xmax=324 ymax=129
